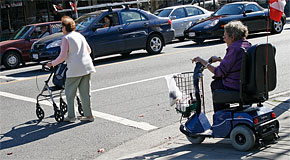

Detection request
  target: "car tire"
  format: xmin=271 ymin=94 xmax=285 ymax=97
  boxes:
xmin=271 ymin=19 xmax=284 ymax=34
xmin=177 ymin=37 xmax=185 ymax=42
xmin=3 ymin=51 xmax=21 ymax=69
xmin=230 ymin=125 xmax=256 ymax=151
xmin=193 ymin=39 xmax=205 ymax=45
xmin=146 ymin=34 xmax=163 ymax=54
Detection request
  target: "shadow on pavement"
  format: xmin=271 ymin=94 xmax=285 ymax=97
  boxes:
xmin=121 ymin=99 xmax=290 ymax=160
xmin=0 ymin=117 xmax=87 ymax=150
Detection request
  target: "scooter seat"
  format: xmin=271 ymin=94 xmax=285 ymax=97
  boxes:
xmin=213 ymin=89 xmax=240 ymax=104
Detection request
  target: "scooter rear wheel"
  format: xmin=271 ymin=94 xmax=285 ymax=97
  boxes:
xmin=230 ymin=125 xmax=256 ymax=151
xmin=186 ymin=136 xmax=205 ymax=144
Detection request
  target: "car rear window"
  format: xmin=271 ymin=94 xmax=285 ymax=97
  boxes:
xmin=156 ymin=9 xmax=173 ymax=17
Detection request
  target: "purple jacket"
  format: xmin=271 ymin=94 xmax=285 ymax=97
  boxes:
xmin=214 ymin=39 xmax=252 ymax=90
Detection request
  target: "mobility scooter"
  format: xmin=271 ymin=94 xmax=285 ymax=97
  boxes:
xmin=172 ymin=43 xmax=279 ymax=151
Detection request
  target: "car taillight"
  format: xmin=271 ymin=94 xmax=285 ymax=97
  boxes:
xmin=168 ymin=19 xmax=172 ymax=27
xmin=271 ymin=112 xmax=276 ymax=118
xmin=254 ymin=118 xmax=259 ymax=124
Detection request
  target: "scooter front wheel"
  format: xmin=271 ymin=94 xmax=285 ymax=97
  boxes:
xmin=186 ymin=136 xmax=205 ymax=144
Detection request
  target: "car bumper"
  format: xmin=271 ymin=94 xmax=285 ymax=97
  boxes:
xmin=184 ymin=28 xmax=223 ymax=40
xmin=162 ymin=29 xmax=175 ymax=44
xmin=30 ymin=47 xmax=60 ymax=62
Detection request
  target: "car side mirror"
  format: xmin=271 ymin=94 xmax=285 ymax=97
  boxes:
xmin=92 ymin=24 xmax=104 ymax=31
xmin=169 ymin=16 xmax=176 ymax=20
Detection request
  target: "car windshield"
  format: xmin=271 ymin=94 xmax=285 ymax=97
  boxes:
xmin=75 ymin=14 xmax=99 ymax=31
xmin=213 ymin=4 xmax=244 ymax=16
xmin=10 ymin=26 xmax=33 ymax=40
xmin=155 ymin=9 xmax=173 ymax=17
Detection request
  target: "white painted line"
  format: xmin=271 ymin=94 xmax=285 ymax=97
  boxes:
xmin=92 ymin=110 xmax=158 ymax=131
xmin=0 ymin=91 xmax=158 ymax=131
xmin=91 ymin=73 xmax=177 ymax=93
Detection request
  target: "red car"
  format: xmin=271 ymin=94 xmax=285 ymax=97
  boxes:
xmin=0 ymin=22 xmax=61 ymax=69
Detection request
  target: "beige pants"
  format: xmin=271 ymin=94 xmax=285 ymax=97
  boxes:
xmin=65 ymin=74 xmax=93 ymax=118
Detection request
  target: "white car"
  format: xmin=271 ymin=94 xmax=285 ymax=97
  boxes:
xmin=154 ymin=5 xmax=212 ymax=41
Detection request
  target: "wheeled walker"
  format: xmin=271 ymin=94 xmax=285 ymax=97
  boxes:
xmin=171 ymin=43 xmax=279 ymax=151
xmin=35 ymin=63 xmax=84 ymax=122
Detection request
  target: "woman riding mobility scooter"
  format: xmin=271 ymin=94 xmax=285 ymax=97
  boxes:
xmin=170 ymin=43 xmax=279 ymax=151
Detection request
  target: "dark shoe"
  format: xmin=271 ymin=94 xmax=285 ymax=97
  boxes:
xmin=78 ymin=116 xmax=94 ymax=122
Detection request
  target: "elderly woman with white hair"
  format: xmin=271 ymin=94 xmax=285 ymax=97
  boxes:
xmin=192 ymin=21 xmax=252 ymax=112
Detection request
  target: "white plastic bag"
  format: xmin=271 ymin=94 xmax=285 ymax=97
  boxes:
xmin=165 ymin=75 xmax=182 ymax=106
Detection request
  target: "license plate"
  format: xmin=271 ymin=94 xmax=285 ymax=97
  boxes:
xmin=32 ymin=53 xmax=39 ymax=59
xmin=189 ymin=32 xmax=195 ymax=37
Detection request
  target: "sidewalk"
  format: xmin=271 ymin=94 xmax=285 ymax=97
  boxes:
xmin=97 ymin=93 xmax=290 ymax=160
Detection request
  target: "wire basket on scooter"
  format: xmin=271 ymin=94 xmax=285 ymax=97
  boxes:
xmin=174 ymin=72 xmax=197 ymax=117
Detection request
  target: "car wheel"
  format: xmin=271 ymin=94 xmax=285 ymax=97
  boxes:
xmin=193 ymin=39 xmax=205 ymax=45
xmin=146 ymin=34 xmax=163 ymax=54
xmin=177 ymin=37 xmax=185 ymax=42
xmin=230 ymin=125 xmax=256 ymax=151
xmin=3 ymin=51 xmax=21 ymax=69
xmin=271 ymin=19 xmax=284 ymax=34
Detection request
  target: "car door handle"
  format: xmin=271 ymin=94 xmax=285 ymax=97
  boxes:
xmin=118 ymin=27 xmax=123 ymax=31
xmin=144 ymin=22 xmax=149 ymax=26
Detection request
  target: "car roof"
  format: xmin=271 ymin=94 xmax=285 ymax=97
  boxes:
xmin=225 ymin=1 xmax=257 ymax=5
xmin=27 ymin=21 xmax=61 ymax=27
xmin=156 ymin=4 xmax=209 ymax=12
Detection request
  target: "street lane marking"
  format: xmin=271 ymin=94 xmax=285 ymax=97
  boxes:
xmin=91 ymin=74 xmax=174 ymax=93
xmin=0 ymin=91 xmax=158 ymax=131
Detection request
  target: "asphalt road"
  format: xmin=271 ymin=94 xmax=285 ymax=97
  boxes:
xmin=1 ymin=23 xmax=290 ymax=159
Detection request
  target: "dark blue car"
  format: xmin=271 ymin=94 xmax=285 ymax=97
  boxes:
xmin=30 ymin=7 xmax=175 ymax=61
xmin=184 ymin=2 xmax=286 ymax=44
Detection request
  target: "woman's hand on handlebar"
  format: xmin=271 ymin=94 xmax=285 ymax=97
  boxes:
xmin=191 ymin=56 xmax=202 ymax=63
xmin=208 ymin=56 xmax=222 ymax=63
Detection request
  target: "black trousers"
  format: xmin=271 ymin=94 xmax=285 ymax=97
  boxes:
xmin=210 ymin=79 xmax=234 ymax=113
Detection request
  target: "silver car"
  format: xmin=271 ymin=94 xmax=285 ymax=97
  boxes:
xmin=154 ymin=5 xmax=212 ymax=41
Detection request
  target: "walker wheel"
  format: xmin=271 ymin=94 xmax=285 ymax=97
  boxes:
xmin=76 ymin=96 xmax=84 ymax=116
xmin=54 ymin=110 xmax=64 ymax=122
xmin=36 ymin=105 xmax=45 ymax=121
xmin=60 ymin=99 xmax=68 ymax=114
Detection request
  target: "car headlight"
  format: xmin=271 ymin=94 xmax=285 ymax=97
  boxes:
xmin=46 ymin=40 xmax=61 ymax=49
xmin=204 ymin=19 xmax=219 ymax=29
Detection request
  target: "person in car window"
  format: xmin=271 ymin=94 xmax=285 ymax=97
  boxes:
xmin=46 ymin=16 xmax=96 ymax=122
xmin=192 ymin=21 xmax=252 ymax=112
xmin=103 ymin=15 xmax=112 ymax=28
xmin=39 ymin=26 xmax=49 ymax=38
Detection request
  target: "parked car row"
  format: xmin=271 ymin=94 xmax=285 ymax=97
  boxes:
xmin=0 ymin=1 xmax=287 ymax=69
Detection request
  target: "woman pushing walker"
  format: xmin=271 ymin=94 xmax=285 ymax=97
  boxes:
xmin=46 ymin=16 xmax=96 ymax=122
xmin=192 ymin=21 xmax=252 ymax=113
